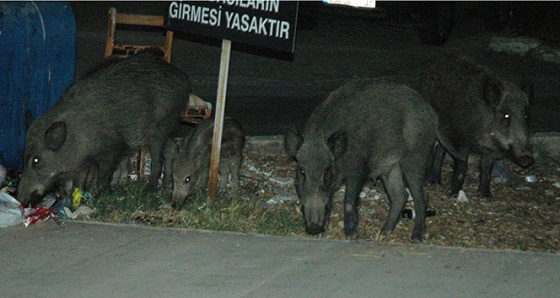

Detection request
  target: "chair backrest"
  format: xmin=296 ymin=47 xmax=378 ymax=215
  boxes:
xmin=105 ymin=7 xmax=173 ymax=63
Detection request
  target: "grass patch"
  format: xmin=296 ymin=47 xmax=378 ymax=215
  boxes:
xmin=88 ymin=179 xmax=305 ymax=237
xmin=90 ymin=180 xmax=168 ymax=221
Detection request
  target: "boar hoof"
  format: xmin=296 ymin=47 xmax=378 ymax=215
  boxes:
xmin=448 ymin=188 xmax=460 ymax=197
xmin=477 ymin=190 xmax=494 ymax=201
xmin=345 ymin=233 xmax=359 ymax=241
xmin=483 ymin=196 xmax=495 ymax=202
xmin=375 ymin=231 xmax=386 ymax=241
xmin=410 ymin=237 xmax=422 ymax=243
xmin=344 ymin=226 xmax=358 ymax=240
xmin=410 ymin=223 xmax=426 ymax=243
xmin=411 ymin=229 xmax=424 ymax=243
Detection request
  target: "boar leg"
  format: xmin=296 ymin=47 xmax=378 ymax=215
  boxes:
xmin=380 ymin=165 xmax=408 ymax=237
xmin=162 ymin=157 xmax=173 ymax=190
xmin=478 ymin=156 xmax=495 ymax=199
xmin=407 ymin=175 xmax=428 ymax=242
xmin=96 ymin=160 xmax=118 ymax=193
xmin=450 ymin=157 xmax=468 ymax=196
xmin=147 ymin=140 xmax=165 ymax=192
xmin=343 ymin=174 xmax=366 ymax=239
xmin=219 ymin=161 xmax=240 ymax=193
xmin=218 ymin=164 xmax=230 ymax=193
xmin=403 ymin=154 xmax=429 ymax=242
xmin=82 ymin=161 xmax=99 ymax=192
xmin=428 ymin=143 xmax=446 ymax=185
xmin=162 ymin=138 xmax=179 ymax=190
xmin=229 ymin=159 xmax=241 ymax=192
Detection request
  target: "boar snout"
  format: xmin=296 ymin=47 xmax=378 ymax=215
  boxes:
xmin=171 ymin=193 xmax=186 ymax=210
xmin=302 ymin=202 xmax=327 ymax=235
xmin=306 ymin=223 xmax=325 ymax=235
xmin=170 ymin=200 xmax=181 ymax=210
xmin=17 ymin=188 xmax=43 ymax=207
xmin=512 ymin=144 xmax=534 ymax=168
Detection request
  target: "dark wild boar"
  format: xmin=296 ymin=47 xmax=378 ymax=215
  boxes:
xmin=171 ymin=117 xmax=245 ymax=209
xmin=285 ymin=80 xmax=438 ymax=242
xmin=18 ymin=52 xmax=191 ymax=206
xmin=418 ymin=53 xmax=534 ymax=198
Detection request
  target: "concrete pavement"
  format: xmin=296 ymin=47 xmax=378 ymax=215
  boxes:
xmin=2 ymin=220 xmax=559 ymax=297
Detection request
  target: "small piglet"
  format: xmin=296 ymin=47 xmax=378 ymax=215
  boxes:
xmin=171 ymin=118 xmax=245 ymax=209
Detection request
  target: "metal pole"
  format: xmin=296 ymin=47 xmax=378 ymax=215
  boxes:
xmin=208 ymin=39 xmax=231 ymax=206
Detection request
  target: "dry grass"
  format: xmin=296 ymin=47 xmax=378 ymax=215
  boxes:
xmin=85 ymin=148 xmax=560 ymax=254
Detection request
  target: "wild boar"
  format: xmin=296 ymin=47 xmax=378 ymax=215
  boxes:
xmin=171 ymin=117 xmax=245 ymax=209
xmin=418 ymin=53 xmax=534 ymax=198
xmin=285 ymin=80 xmax=437 ymax=242
xmin=18 ymin=52 xmax=191 ymax=206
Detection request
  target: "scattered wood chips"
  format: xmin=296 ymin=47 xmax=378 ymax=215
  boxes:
xmin=239 ymin=150 xmax=560 ymax=254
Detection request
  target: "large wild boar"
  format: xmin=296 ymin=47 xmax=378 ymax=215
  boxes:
xmin=18 ymin=52 xmax=191 ymax=206
xmin=418 ymin=53 xmax=534 ymax=198
xmin=285 ymin=80 xmax=438 ymax=242
xmin=171 ymin=117 xmax=245 ymax=209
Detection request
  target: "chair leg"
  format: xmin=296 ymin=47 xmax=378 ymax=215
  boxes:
xmin=105 ymin=7 xmax=117 ymax=58
xmin=165 ymin=30 xmax=174 ymax=63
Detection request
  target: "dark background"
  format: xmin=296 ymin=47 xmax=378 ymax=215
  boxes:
xmin=70 ymin=1 xmax=560 ymax=136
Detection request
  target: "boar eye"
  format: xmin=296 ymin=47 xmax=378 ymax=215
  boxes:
xmin=184 ymin=176 xmax=191 ymax=184
xmin=31 ymin=157 xmax=40 ymax=168
xmin=297 ymin=167 xmax=306 ymax=183
xmin=502 ymin=113 xmax=511 ymax=126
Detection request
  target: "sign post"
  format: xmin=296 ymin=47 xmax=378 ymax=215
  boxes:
xmin=168 ymin=1 xmax=298 ymax=205
xmin=207 ymin=39 xmax=231 ymax=205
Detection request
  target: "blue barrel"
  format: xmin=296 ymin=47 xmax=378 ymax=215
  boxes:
xmin=0 ymin=1 xmax=75 ymax=169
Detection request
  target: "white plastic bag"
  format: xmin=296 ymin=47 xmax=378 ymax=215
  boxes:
xmin=0 ymin=192 xmax=23 ymax=228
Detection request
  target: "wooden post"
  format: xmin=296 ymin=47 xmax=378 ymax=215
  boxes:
xmin=208 ymin=39 xmax=232 ymax=206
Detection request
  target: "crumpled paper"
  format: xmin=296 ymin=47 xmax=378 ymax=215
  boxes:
xmin=64 ymin=205 xmax=95 ymax=219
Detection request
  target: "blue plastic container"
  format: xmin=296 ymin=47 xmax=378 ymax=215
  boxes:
xmin=0 ymin=1 xmax=76 ymax=169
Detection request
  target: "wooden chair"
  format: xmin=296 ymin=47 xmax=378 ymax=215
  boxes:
xmin=105 ymin=7 xmax=173 ymax=62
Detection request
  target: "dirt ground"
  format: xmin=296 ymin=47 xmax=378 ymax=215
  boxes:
xmin=239 ymin=148 xmax=560 ymax=254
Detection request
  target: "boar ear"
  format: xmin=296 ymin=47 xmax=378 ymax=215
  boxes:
xmin=482 ymin=77 xmax=503 ymax=109
xmin=285 ymin=128 xmax=303 ymax=158
xmin=45 ymin=122 xmax=67 ymax=151
xmin=327 ymin=131 xmax=347 ymax=159
xmin=519 ymin=80 xmax=534 ymax=103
